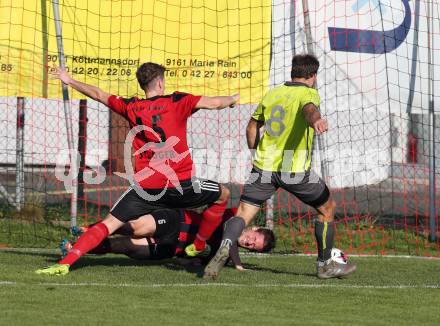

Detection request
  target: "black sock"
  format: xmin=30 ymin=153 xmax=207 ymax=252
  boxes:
xmin=221 ymin=216 xmax=246 ymax=248
xmin=125 ymin=245 xmax=150 ymax=260
xmin=314 ymin=221 xmax=335 ymax=261
xmin=108 ymin=237 xmax=150 ymax=260
xmin=89 ymin=238 xmax=111 ymax=255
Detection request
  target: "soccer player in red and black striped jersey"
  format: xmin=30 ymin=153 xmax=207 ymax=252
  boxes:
xmin=60 ymin=208 xmax=276 ymax=270
xmin=36 ymin=63 xmax=239 ymax=276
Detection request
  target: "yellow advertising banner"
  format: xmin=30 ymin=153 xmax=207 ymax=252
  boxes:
xmin=0 ymin=0 xmax=271 ymax=103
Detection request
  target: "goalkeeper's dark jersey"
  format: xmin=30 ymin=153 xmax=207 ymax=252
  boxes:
xmin=175 ymin=208 xmax=238 ymax=256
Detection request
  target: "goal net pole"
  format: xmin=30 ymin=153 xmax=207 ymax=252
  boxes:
xmin=265 ymin=0 xmax=326 ymax=229
xmin=427 ymin=0 xmax=437 ymax=242
xmin=52 ymin=0 xmax=78 ymax=228
xmin=301 ymin=0 xmax=328 ymax=182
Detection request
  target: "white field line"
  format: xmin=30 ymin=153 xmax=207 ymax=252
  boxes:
xmin=240 ymin=253 xmax=440 ymax=260
xmin=0 ymin=248 xmax=59 ymax=254
xmin=0 ymin=281 xmax=16 ymax=285
xmin=0 ymin=281 xmax=438 ymax=290
xmin=1 ymin=247 xmax=440 ymax=260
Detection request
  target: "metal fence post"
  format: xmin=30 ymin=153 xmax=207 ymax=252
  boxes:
xmin=52 ymin=0 xmax=77 ymax=227
xmin=266 ymin=195 xmax=274 ymax=230
xmin=78 ymin=99 xmax=87 ymax=212
xmin=15 ymin=97 xmax=25 ymax=210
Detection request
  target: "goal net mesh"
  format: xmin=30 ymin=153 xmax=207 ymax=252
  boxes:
xmin=0 ymin=0 xmax=439 ymax=255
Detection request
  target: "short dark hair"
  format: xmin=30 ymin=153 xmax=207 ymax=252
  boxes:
xmin=255 ymin=228 xmax=276 ymax=253
xmin=136 ymin=62 xmax=166 ymax=91
xmin=291 ymin=54 xmax=319 ymax=79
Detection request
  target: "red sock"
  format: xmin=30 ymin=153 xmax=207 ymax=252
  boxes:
xmin=59 ymin=222 xmax=109 ymax=266
xmin=194 ymin=199 xmax=227 ymax=251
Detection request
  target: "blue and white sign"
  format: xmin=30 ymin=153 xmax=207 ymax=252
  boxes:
xmin=328 ymin=0 xmax=411 ymax=53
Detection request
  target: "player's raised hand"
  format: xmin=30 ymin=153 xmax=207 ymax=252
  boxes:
xmin=229 ymin=93 xmax=240 ymax=107
xmin=313 ymin=118 xmax=328 ymax=134
xmin=50 ymin=65 xmax=73 ymax=85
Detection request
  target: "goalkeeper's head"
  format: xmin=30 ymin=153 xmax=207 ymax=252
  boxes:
xmin=136 ymin=62 xmax=166 ymax=95
xmin=238 ymin=227 xmax=276 ymax=253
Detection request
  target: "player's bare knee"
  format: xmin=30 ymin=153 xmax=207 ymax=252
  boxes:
xmin=237 ymin=202 xmax=260 ymax=226
xmin=131 ymin=225 xmax=146 ymax=238
xmin=127 ymin=220 xmax=140 ymax=236
xmin=317 ymin=199 xmax=336 ymax=223
xmin=217 ymin=185 xmax=230 ymax=203
xmin=102 ymin=214 xmax=124 ymax=235
xmin=129 ymin=216 xmax=156 ymax=237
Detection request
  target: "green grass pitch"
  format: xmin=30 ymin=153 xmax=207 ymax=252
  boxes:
xmin=1 ymin=250 xmax=440 ymax=325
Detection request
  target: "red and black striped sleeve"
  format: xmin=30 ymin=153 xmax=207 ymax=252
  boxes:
xmin=107 ymin=95 xmax=131 ymax=117
xmin=172 ymin=92 xmax=202 ymax=120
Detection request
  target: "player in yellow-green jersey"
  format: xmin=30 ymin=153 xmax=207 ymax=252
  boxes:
xmin=204 ymin=54 xmax=356 ymax=280
xmin=251 ymin=78 xmax=320 ymax=173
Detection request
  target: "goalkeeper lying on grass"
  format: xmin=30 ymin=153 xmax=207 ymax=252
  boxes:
xmin=36 ymin=208 xmax=275 ymax=275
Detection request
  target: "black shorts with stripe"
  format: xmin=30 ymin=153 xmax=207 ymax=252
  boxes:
xmin=110 ymin=178 xmax=221 ymax=223
xmin=147 ymin=209 xmax=184 ymax=260
xmin=241 ymin=166 xmax=330 ymax=209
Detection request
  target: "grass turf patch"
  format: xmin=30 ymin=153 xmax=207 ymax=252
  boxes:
xmin=1 ymin=250 xmax=440 ymax=325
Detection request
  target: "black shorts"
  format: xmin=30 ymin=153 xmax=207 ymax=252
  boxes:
xmin=110 ymin=178 xmax=221 ymax=223
xmin=240 ymin=167 xmax=330 ymax=209
xmin=147 ymin=209 xmax=184 ymax=260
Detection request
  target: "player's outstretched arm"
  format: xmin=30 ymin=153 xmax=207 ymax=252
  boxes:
xmin=195 ymin=94 xmax=239 ymax=110
xmin=246 ymin=118 xmax=264 ymax=149
xmin=303 ymin=103 xmax=328 ymax=134
xmin=229 ymin=241 xmax=246 ymax=271
xmin=51 ymin=65 xmax=112 ymax=105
